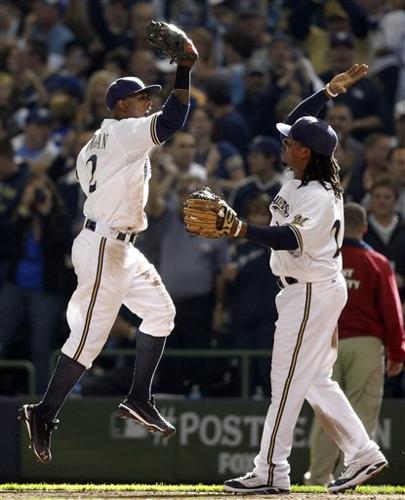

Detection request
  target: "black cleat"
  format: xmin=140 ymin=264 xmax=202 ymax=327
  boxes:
xmin=327 ymin=453 xmax=388 ymax=493
xmin=224 ymin=472 xmax=290 ymax=494
xmin=17 ymin=404 xmax=58 ymax=464
xmin=118 ymin=396 xmax=175 ymax=438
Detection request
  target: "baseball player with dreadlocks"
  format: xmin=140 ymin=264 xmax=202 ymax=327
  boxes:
xmin=18 ymin=22 xmax=198 ymax=463
xmin=183 ymin=64 xmax=387 ymax=494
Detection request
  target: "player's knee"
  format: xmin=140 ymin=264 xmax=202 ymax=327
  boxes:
xmin=158 ymin=300 xmax=176 ymax=336
xmin=62 ymin=335 xmax=106 ymax=369
xmin=142 ymin=299 xmax=176 ymax=336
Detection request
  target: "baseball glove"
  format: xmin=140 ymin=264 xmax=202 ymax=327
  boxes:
xmin=183 ymin=187 xmax=243 ymax=238
xmin=145 ymin=20 xmax=198 ymax=66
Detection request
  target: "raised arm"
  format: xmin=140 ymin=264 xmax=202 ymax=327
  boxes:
xmin=284 ymin=63 xmax=369 ymax=125
xmin=146 ymin=21 xmax=198 ymax=143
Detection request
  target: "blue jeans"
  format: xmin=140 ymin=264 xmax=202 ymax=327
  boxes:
xmin=0 ymin=282 xmax=62 ymax=393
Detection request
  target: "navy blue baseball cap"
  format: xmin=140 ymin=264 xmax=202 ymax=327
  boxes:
xmin=105 ymin=77 xmax=162 ymax=112
xmin=276 ymin=116 xmax=338 ymax=157
xmin=25 ymin=108 xmax=52 ymax=126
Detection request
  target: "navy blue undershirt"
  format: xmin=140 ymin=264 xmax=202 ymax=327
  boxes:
xmin=155 ymin=93 xmax=190 ymax=143
xmin=244 ymin=224 xmax=299 ymax=250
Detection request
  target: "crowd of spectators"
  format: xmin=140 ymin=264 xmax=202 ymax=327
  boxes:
xmin=0 ymin=0 xmax=404 ymax=398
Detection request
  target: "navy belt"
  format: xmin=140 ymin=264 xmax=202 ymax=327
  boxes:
xmin=277 ymin=276 xmax=298 ymax=289
xmin=85 ymin=219 xmax=137 ymax=244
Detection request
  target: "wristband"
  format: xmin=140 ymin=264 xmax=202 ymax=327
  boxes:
xmin=325 ymin=83 xmax=339 ymax=98
xmin=174 ymin=65 xmax=191 ymax=89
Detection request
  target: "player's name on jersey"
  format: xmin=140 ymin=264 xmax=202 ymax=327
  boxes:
xmin=86 ymin=133 xmax=109 ymax=151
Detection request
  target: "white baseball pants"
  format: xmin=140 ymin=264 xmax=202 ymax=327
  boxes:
xmin=253 ymin=275 xmax=380 ymax=488
xmin=62 ymin=228 xmax=175 ymax=368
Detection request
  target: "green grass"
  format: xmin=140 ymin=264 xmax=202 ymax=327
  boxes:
xmin=1 ymin=483 xmax=404 ymax=494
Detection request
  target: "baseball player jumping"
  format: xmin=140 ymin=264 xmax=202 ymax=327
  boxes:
xmin=183 ymin=64 xmax=387 ymax=494
xmin=18 ymin=22 xmax=198 ymax=463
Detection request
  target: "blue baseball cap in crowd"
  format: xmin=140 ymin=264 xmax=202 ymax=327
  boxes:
xmin=276 ymin=116 xmax=338 ymax=157
xmin=25 ymin=108 xmax=52 ymax=126
xmin=105 ymin=77 xmax=162 ymax=112
xmin=250 ymin=135 xmax=281 ymax=157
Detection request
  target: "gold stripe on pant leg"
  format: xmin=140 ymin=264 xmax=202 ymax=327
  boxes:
xmin=267 ymin=283 xmax=312 ymax=484
xmin=73 ymin=237 xmax=107 ymax=361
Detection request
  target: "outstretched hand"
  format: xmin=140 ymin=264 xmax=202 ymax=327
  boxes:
xmin=328 ymin=64 xmax=368 ymax=95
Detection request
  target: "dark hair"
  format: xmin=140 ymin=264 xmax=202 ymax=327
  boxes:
xmin=204 ymin=75 xmax=231 ymax=106
xmin=344 ymin=202 xmax=366 ymax=231
xmin=300 ymin=151 xmax=343 ymax=198
xmin=363 ymin=133 xmax=389 ymax=150
xmin=222 ymin=29 xmax=255 ymax=60
xmin=370 ymin=176 xmax=399 ymax=199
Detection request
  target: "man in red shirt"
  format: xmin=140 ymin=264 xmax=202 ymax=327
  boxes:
xmin=305 ymin=202 xmax=405 ymax=485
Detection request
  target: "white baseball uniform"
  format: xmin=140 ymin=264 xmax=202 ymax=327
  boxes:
xmin=62 ymin=113 xmax=175 ymax=368
xmin=252 ymin=177 xmax=380 ymax=488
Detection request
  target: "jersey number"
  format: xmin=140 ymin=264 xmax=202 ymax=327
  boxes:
xmin=87 ymin=154 xmax=97 ymax=193
xmin=331 ymin=219 xmax=341 ymax=258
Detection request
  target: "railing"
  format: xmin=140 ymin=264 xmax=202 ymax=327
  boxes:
xmin=51 ymin=348 xmax=272 ymax=398
xmin=1 ymin=350 xmax=272 ymax=398
xmin=0 ymin=359 xmax=36 ymax=396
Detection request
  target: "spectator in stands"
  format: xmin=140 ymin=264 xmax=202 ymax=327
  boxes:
xmin=0 ymin=0 xmax=23 ymax=52
xmin=220 ymin=28 xmax=255 ymax=104
xmin=62 ymin=41 xmax=91 ymax=92
xmin=149 ymin=174 xmax=229 ymax=394
xmin=229 ymin=136 xmax=281 ymax=217
xmin=167 ymin=131 xmax=207 ymax=181
xmin=393 ymin=100 xmax=405 ymax=147
xmin=5 ymin=45 xmax=49 ymax=110
xmin=237 ymin=60 xmax=281 ymax=139
xmin=166 ymin=0 xmax=203 ymax=30
xmin=365 ymin=177 xmax=405 ymax=300
xmin=48 ymin=128 xmax=95 ymax=231
xmin=305 ymin=202 xmax=405 ymax=486
xmin=189 ymin=106 xmax=245 ymax=195
xmin=206 ymin=0 xmax=237 ymax=67
xmin=76 ymin=69 xmax=118 ymax=130
xmin=186 ymin=27 xmax=216 ymax=88
xmin=320 ymin=31 xmax=387 ymax=140
xmin=326 ymin=103 xmax=363 ymax=182
xmin=363 ymin=0 xmax=405 ymax=115
xmin=87 ymin=0 xmax=133 ymax=54
xmin=0 ymin=140 xmax=29 ymax=285
xmin=274 ymin=94 xmax=301 ymax=125
xmin=224 ymin=194 xmax=279 ymax=393
xmin=14 ymin=108 xmax=60 ymax=174
xmin=287 ymin=0 xmax=369 ymax=75
xmin=345 ymin=133 xmax=391 ymax=204
xmin=128 ymin=48 xmax=160 ymax=87
xmin=0 ymin=174 xmax=69 ymax=392
xmin=130 ymin=1 xmax=156 ymax=49
xmin=205 ymin=74 xmax=251 ymax=156
xmin=49 ymin=92 xmax=79 ymax=146
xmin=25 ymin=40 xmax=83 ymax=101
xmin=388 ymin=146 xmax=405 ymax=219
xmin=23 ymin=0 xmax=75 ymax=71
xmin=235 ymin=1 xmax=271 ymax=54
xmin=266 ymin=33 xmax=309 ymax=99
